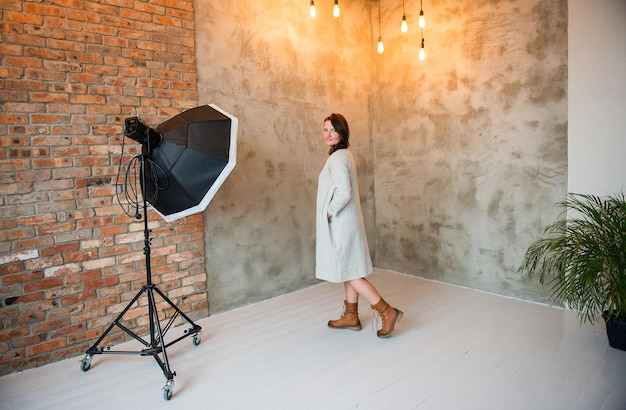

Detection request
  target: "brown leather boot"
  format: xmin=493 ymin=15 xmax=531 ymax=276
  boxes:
xmin=371 ymin=298 xmax=403 ymax=338
xmin=328 ymin=300 xmax=361 ymax=331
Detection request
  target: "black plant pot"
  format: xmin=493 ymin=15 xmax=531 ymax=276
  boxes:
xmin=605 ymin=315 xmax=626 ymax=351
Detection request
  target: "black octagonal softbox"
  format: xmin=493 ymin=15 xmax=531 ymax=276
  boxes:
xmin=143 ymin=104 xmax=238 ymax=222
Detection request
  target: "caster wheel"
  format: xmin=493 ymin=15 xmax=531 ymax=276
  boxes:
xmin=80 ymin=356 xmax=92 ymax=372
xmin=163 ymin=379 xmax=174 ymax=401
xmin=192 ymin=332 xmax=201 ymax=346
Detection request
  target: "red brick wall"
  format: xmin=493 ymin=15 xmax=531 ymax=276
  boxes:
xmin=0 ymin=0 xmax=208 ymax=375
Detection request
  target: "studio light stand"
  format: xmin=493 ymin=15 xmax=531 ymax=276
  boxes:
xmin=80 ymin=121 xmax=202 ymax=401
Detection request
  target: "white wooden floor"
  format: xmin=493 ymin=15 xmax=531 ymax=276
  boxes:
xmin=1 ymin=269 xmax=625 ymax=410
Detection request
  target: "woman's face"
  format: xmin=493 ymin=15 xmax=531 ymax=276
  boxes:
xmin=323 ymin=120 xmax=341 ymax=147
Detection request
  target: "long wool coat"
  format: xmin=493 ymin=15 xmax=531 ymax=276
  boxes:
xmin=315 ymin=149 xmax=373 ymax=283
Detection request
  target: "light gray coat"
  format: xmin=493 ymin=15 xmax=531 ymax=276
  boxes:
xmin=315 ymin=149 xmax=373 ymax=283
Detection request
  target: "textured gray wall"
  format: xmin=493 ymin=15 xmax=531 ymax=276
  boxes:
xmin=194 ymin=0 xmax=568 ymax=313
xmin=373 ymin=0 xmax=568 ymax=302
xmin=195 ymin=1 xmax=375 ymax=313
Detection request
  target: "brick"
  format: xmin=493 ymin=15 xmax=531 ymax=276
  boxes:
xmin=51 ymin=343 xmax=89 ymax=360
xmin=84 ymin=276 xmax=119 ymax=290
xmin=23 ymin=277 xmax=63 ymax=292
xmin=98 ymin=224 xmax=127 ymax=236
xmin=32 ymin=157 xmax=72 ymax=169
xmin=35 ymin=201 xmax=76 ymax=216
xmin=0 ymin=249 xmax=39 ymax=265
xmin=43 ymin=263 xmax=82 ymax=278
xmin=32 ymin=178 xmax=73 ymax=191
xmin=0 ymin=0 xmax=205 ymax=376
xmin=114 ymin=250 xmax=142 ymax=264
xmin=67 ymin=328 xmax=101 ymax=344
xmin=68 ymin=307 xmax=106 ymax=324
xmin=15 ymin=292 xmax=46 ymax=304
xmin=166 ymin=250 xmax=193 ymax=264
xmin=53 ymin=229 xmax=93 ymax=244
xmin=46 ymin=304 xmax=83 ymax=320
xmin=65 ymin=269 xmax=101 ymax=285
xmin=0 ymin=262 xmax=25 ymax=276
xmin=80 ymin=237 xmax=114 ymax=249
xmin=115 ymin=231 xmax=143 ymax=244
xmin=76 ymin=216 xmax=113 ymax=229
xmin=52 ymin=167 xmax=91 ymax=180
xmin=87 ymin=186 xmax=115 ymax=197
xmin=0 ymin=114 xmax=29 ymax=125
xmin=0 ymin=328 xmax=30 ymax=343
xmin=32 ymin=318 xmax=71 ymax=335
xmin=4 ymin=312 xmax=46 ymax=328
xmin=3 ymin=56 xmax=43 ymax=69
xmin=22 ymin=3 xmax=65 ymax=17
xmin=59 ymin=209 xmax=95 ymax=222
xmin=2 ymin=271 xmax=44 ymax=286
xmin=9 ymin=334 xmax=47 ymax=349
xmin=60 ymin=290 xmax=97 ymax=306
xmin=82 ymin=257 xmax=116 ymax=271
xmin=40 ymin=243 xmax=80 ymax=258
xmin=7 ymin=147 xmax=49 ymax=158
xmin=15 ymin=169 xmax=53 ymax=183
xmin=37 ymin=221 xmax=78 ymax=235
xmin=0 ymin=306 xmax=19 ymax=322
xmin=27 ymin=338 xmax=67 ymax=356
xmin=25 ymin=69 xmax=66 ymax=82
xmin=0 ymin=204 xmax=35 ymax=218
xmin=85 ymin=294 xmax=120 ymax=310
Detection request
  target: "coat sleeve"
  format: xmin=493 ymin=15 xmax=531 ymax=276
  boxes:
xmin=326 ymin=153 xmax=352 ymax=217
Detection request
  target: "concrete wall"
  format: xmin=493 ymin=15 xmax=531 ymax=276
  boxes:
xmin=373 ymin=0 xmax=568 ymax=302
xmin=195 ymin=1 xmax=376 ymax=312
xmin=194 ymin=0 xmax=568 ymax=313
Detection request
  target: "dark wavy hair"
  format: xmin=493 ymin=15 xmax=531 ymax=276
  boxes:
xmin=325 ymin=113 xmax=350 ymax=155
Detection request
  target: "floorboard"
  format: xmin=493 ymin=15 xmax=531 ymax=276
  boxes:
xmin=1 ymin=269 xmax=625 ymax=409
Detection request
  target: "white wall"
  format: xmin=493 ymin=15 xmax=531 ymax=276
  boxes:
xmin=569 ymin=0 xmax=626 ymax=196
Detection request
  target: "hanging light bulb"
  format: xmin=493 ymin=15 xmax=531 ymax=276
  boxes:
xmin=419 ymin=37 xmax=426 ymax=61
xmin=401 ymin=0 xmax=408 ymax=33
xmin=377 ymin=0 xmax=383 ymax=53
xmin=333 ymin=0 xmax=340 ymax=17
xmin=419 ymin=0 xmax=426 ymax=29
xmin=310 ymin=0 xmax=316 ymax=18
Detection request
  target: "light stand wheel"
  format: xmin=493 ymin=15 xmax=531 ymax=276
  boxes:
xmin=80 ymin=355 xmax=92 ymax=372
xmin=192 ymin=331 xmax=202 ymax=346
xmin=163 ymin=379 xmax=174 ymax=400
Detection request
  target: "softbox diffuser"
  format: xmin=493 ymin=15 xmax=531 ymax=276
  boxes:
xmin=144 ymin=104 xmax=238 ymax=222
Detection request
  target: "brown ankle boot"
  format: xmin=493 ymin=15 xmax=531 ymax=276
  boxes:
xmin=371 ymin=298 xmax=403 ymax=338
xmin=328 ymin=300 xmax=361 ymax=331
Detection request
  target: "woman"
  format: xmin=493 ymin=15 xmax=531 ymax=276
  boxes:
xmin=316 ymin=113 xmax=403 ymax=338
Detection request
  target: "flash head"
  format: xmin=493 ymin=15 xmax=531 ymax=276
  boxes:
xmin=124 ymin=117 xmax=162 ymax=149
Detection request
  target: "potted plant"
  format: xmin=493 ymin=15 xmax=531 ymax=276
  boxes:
xmin=518 ymin=192 xmax=626 ymax=350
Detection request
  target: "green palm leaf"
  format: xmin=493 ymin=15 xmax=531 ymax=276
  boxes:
xmin=518 ymin=192 xmax=626 ymax=325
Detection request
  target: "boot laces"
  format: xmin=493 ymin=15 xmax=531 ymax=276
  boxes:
xmin=338 ymin=305 xmax=347 ymax=320
xmin=371 ymin=309 xmax=382 ymax=331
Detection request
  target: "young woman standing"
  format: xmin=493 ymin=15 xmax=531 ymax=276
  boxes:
xmin=315 ymin=113 xmax=403 ymax=338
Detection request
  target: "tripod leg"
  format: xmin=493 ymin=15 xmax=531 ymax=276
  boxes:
xmin=152 ymin=286 xmax=202 ymax=339
xmin=146 ymin=287 xmax=175 ymax=381
xmin=84 ymin=286 xmax=148 ymax=357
